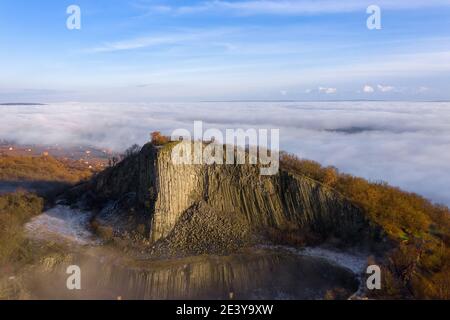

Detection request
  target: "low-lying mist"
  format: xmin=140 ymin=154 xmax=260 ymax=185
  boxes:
xmin=1 ymin=101 xmax=449 ymax=206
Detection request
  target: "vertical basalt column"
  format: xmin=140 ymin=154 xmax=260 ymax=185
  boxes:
xmin=150 ymin=147 xmax=204 ymax=242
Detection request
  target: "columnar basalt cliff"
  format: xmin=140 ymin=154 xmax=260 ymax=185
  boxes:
xmin=69 ymin=142 xmax=374 ymax=250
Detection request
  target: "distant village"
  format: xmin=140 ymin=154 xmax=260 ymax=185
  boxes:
xmin=0 ymin=140 xmax=115 ymax=171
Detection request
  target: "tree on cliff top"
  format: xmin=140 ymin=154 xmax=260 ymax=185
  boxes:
xmin=151 ymin=131 xmax=169 ymax=146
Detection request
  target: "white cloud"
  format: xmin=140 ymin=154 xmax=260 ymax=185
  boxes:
xmin=318 ymin=87 xmax=337 ymax=94
xmin=363 ymin=85 xmax=374 ymax=93
xmin=377 ymin=84 xmax=395 ymax=92
xmin=142 ymin=0 xmax=450 ymax=16
xmin=293 ymin=51 xmax=450 ymax=87
xmin=87 ymin=28 xmax=237 ymax=53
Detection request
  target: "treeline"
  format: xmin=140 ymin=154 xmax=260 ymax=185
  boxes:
xmin=280 ymin=152 xmax=450 ymax=299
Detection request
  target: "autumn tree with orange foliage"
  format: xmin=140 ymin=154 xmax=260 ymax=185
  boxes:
xmin=151 ymin=131 xmax=169 ymax=146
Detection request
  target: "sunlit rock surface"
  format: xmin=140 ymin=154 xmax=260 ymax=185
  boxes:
xmin=67 ymin=142 xmax=373 ymax=248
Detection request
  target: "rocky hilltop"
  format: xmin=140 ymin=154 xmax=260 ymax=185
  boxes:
xmin=66 ymin=142 xmax=376 ymax=253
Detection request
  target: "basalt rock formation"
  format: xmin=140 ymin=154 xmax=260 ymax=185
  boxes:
xmin=65 ymin=142 xmax=376 ymax=252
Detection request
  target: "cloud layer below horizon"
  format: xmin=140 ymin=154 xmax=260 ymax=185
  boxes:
xmin=1 ymin=101 xmax=449 ymax=206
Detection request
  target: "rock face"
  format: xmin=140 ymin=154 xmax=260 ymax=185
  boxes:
xmin=73 ymin=142 xmax=372 ymax=247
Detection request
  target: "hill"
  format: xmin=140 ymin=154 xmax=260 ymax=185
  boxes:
xmin=0 ymin=155 xmax=93 ymax=183
xmin=65 ymin=141 xmax=450 ymax=299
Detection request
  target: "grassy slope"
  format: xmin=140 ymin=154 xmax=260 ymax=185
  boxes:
xmin=0 ymin=192 xmax=44 ymax=264
xmin=0 ymin=155 xmax=92 ymax=183
xmin=0 ymin=155 xmax=94 ymax=265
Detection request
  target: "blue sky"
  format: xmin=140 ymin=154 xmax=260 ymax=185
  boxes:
xmin=0 ymin=0 xmax=450 ymax=102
